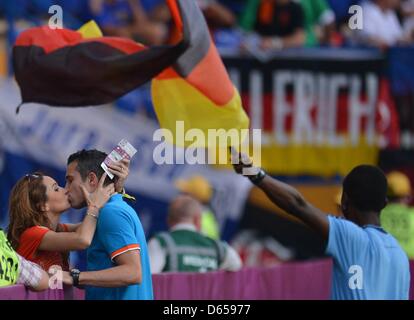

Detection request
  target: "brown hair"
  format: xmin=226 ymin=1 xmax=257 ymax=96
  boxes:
xmin=7 ymin=172 xmax=50 ymax=249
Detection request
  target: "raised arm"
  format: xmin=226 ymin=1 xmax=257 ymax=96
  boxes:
xmin=255 ymin=175 xmax=329 ymax=240
xmin=61 ymin=223 xmax=81 ymax=232
xmin=232 ymin=151 xmax=329 ymax=241
xmin=39 ymin=174 xmax=115 ymax=252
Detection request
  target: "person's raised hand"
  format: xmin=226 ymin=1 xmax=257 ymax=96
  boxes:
xmin=229 ymin=147 xmax=256 ymax=176
xmin=107 ymin=158 xmax=130 ymax=193
xmin=81 ymin=172 xmax=115 ymax=211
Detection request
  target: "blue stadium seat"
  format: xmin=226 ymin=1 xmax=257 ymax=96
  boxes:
xmin=327 ymin=0 xmax=362 ymax=22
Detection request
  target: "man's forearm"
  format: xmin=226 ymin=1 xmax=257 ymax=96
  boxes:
xmin=78 ymin=265 xmax=141 ymax=287
xmin=257 ymin=176 xmax=309 ymax=219
xmin=233 ymin=150 xmax=329 ymax=238
xmin=64 ymin=223 xmax=81 ymax=232
xmin=255 ymin=175 xmax=329 ymax=238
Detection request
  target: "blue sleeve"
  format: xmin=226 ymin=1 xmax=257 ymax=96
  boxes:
xmin=97 ymin=205 xmax=140 ymax=262
xmin=326 ymin=216 xmax=368 ymax=264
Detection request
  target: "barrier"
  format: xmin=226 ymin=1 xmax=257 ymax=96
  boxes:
xmin=0 ymin=285 xmax=84 ymax=300
xmin=153 ymin=259 xmax=332 ymax=300
xmin=1 ymin=259 xmax=413 ymax=300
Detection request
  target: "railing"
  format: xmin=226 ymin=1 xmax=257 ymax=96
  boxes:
xmin=1 ymin=259 xmax=412 ymax=300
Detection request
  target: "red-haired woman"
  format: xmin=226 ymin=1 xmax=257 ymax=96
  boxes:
xmin=7 ymin=172 xmax=114 ymax=272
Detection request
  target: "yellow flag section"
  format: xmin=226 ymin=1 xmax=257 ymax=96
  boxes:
xmin=152 ymin=0 xmax=249 ymax=148
xmin=152 ymin=72 xmax=249 ymax=148
xmin=77 ymin=20 xmax=103 ymax=39
xmin=260 ymin=138 xmax=378 ymax=177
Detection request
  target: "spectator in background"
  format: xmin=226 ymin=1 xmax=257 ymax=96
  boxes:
xmin=300 ymin=0 xmax=337 ymax=46
xmin=148 ymin=195 xmax=242 ymax=273
xmin=326 ymin=0 xmax=360 ymax=23
xmin=89 ymin=0 xmax=167 ymax=45
xmin=239 ymin=0 xmax=305 ymax=50
xmin=0 ymin=228 xmax=50 ymax=291
xmin=381 ymin=171 xmax=414 ymax=258
xmin=399 ymin=0 xmax=414 ymax=39
xmin=175 ymin=175 xmax=220 ymax=240
xmin=56 ymin=0 xmax=94 ymax=29
xmin=218 ymin=0 xmax=247 ymax=16
xmin=148 ymin=0 xmax=236 ymax=29
xmin=352 ymin=0 xmax=413 ymax=50
xmin=198 ymin=0 xmax=237 ymax=28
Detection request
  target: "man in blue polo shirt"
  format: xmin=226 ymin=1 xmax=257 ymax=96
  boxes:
xmin=232 ymin=154 xmax=410 ymax=300
xmin=63 ymin=149 xmax=153 ymax=300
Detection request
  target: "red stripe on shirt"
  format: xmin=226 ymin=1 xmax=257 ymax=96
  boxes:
xmin=110 ymin=244 xmax=140 ymax=260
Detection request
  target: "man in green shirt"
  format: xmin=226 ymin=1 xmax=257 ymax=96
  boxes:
xmin=175 ymin=175 xmax=221 ymax=240
xmin=299 ymin=0 xmax=336 ymax=46
xmin=148 ymin=195 xmax=242 ymax=273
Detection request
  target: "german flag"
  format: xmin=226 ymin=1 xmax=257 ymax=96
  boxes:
xmin=13 ymin=0 xmax=249 ymax=148
xmin=13 ymin=18 xmax=188 ymax=108
xmin=152 ymin=0 xmax=249 ymax=147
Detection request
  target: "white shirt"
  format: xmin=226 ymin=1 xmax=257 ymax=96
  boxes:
xmin=148 ymin=223 xmax=242 ymax=274
xmin=355 ymin=1 xmax=403 ymax=46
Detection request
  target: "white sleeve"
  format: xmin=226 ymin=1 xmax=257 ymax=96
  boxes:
xmin=16 ymin=254 xmax=43 ymax=288
xmin=219 ymin=242 xmax=242 ymax=272
xmin=147 ymin=238 xmax=166 ymax=274
xmin=361 ymin=7 xmax=379 ymax=37
xmin=319 ymin=9 xmax=335 ymax=26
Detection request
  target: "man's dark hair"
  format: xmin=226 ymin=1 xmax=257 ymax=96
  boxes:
xmin=343 ymin=165 xmax=388 ymax=213
xmin=67 ymin=149 xmax=116 ymax=186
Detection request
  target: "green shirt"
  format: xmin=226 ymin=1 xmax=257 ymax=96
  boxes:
xmin=381 ymin=203 xmax=414 ymax=258
xmin=239 ymin=0 xmax=332 ymax=46
xmin=155 ymin=229 xmax=226 ymax=273
xmin=0 ymin=230 xmax=20 ymax=287
xmin=300 ymin=0 xmax=331 ymax=46
xmin=201 ymin=208 xmax=220 ymax=240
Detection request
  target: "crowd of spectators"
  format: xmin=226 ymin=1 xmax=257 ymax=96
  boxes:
xmin=1 ymin=0 xmax=414 ymax=49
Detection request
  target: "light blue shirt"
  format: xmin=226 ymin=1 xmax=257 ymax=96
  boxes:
xmin=326 ymin=215 xmax=410 ymax=300
xmin=86 ymin=194 xmax=153 ymax=300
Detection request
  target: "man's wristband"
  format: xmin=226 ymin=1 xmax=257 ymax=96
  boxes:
xmin=86 ymin=211 xmax=99 ymax=220
xmin=248 ymin=168 xmax=266 ymax=185
xmin=88 ymin=204 xmax=99 ymax=212
xmin=70 ymin=268 xmax=81 ymax=288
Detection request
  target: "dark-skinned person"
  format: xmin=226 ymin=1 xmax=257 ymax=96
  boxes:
xmin=231 ymin=151 xmax=410 ymax=300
